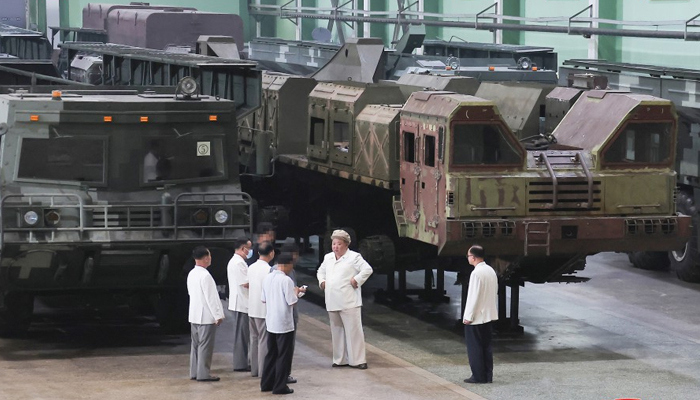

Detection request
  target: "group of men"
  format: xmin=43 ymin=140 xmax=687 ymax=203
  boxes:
xmin=187 ymin=225 xmax=377 ymax=395
xmin=187 ymin=222 xmax=499 ymax=393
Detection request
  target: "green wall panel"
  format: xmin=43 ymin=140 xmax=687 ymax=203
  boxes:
xmin=439 ymin=0 xmax=497 ymax=44
xmin=618 ymin=0 xmax=700 ymax=69
xmin=521 ymin=0 xmax=591 ymax=65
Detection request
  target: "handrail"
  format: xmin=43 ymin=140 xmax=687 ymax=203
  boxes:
xmin=536 ymin=153 xmax=559 ymax=209
xmin=576 ymin=152 xmax=594 ymax=209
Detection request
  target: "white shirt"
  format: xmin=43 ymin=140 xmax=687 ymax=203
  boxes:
xmin=187 ymin=265 xmax=225 ymax=324
xmin=317 ymin=249 xmax=373 ymax=312
xmin=248 ymin=259 xmax=272 ymax=319
xmin=227 ymin=253 xmax=249 ymax=313
xmin=143 ymin=151 xmax=158 ymax=182
xmin=261 ymin=270 xmax=298 ymax=334
xmin=463 ymin=261 xmax=498 ymax=325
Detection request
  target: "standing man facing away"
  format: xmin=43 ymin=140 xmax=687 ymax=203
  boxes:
xmin=260 ymin=253 xmax=299 ymax=395
xmin=227 ymin=237 xmax=252 ymax=371
xmin=187 ymin=246 xmax=225 ymax=382
xmin=248 ymin=241 xmax=275 ymax=378
xmin=462 ymin=244 xmax=498 ymax=384
xmin=317 ymin=229 xmax=373 ymax=369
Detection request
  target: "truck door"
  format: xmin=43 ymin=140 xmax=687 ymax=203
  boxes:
xmin=419 ymin=125 xmax=444 ymax=242
xmin=400 ymin=121 xmax=420 ymax=225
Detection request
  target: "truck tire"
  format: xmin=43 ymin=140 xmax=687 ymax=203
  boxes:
xmin=627 ymin=251 xmax=670 ymax=271
xmin=669 ymin=192 xmax=700 ymax=283
xmin=0 ymin=293 xmax=34 ymax=337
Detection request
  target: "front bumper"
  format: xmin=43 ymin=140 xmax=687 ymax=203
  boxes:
xmin=438 ymin=215 xmax=692 ymax=257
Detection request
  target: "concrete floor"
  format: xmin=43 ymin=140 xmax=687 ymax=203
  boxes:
xmin=1 ymin=250 xmax=699 ymax=400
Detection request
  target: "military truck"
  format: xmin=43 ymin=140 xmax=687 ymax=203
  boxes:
xmin=558 ymin=60 xmax=700 ymax=283
xmin=0 ymin=83 xmax=252 ymax=335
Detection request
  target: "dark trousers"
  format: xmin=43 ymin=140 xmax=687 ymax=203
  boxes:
xmin=464 ymin=322 xmax=494 ymax=383
xmin=260 ymin=330 xmax=295 ymax=394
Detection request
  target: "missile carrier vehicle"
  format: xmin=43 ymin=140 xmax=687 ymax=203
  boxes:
xmin=0 ymin=84 xmax=252 ymax=335
xmin=270 ymin=78 xmax=689 ymax=327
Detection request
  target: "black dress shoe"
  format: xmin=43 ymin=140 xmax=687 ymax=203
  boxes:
xmin=190 ymin=377 xmax=196 ymax=380
xmin=286 ymin=375 xmax=297 ymax=384
xmin=463 ymin=377 xmax=485 ymax=384
xmin=350 ymin=363 xmax=368 ymax=370
xmin=272 ymin=387 xmax=294 ymax=395
xmin=332 ymin=363 xmax=349 ymax=368
xmin=197 ymin=376 xmax=220 ymax=382
xmin=233 ymin=367 xmax=251 ymax=372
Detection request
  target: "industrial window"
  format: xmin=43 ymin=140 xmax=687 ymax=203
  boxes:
xmin=18 ymin=136 xmax=106 ymax=184
xmin=333 ymin=121 xmax=350 ymax=153
xmin=424 ymin=135 xmax=436 ymax=167
xmin=310 ymin=117 xmax=324 ymax=146
xmin=451 ymin=124 xmax=521 ymax=166
xmin=603 ymin=122 xmax=672 ymax=164
xmin=403 ymin=131 xmax=415 ymax=163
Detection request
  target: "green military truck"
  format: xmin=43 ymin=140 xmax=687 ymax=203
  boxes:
xmin=0 ymin=86 xmax=252 ymax=335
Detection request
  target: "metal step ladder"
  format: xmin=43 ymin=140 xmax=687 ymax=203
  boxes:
xmin=392 ymin=195 xmax=408 ymax=236
xmin=524 ymin=221 xmax=551 ymax=256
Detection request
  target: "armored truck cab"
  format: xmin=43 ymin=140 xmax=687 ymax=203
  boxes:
xmin=394 ymin=91 xmax=690 ymax=282
xmin=0 ymin=90 xmax=252 ymax=335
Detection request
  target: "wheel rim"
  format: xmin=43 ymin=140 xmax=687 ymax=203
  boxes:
xmin=672 ymin=241 xmax=689 ymax=262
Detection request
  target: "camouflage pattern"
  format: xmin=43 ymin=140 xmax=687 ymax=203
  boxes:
xmin=394 ymin=91 xmax=690 ymax=262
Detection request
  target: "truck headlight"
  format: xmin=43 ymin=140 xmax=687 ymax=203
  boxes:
xmin=214 ymin=209 xmax=229 ymax=224
xmin=191 ymin=209 xmax=209 ymax=225
xmin=45 ymin=210 xmax=61 ymax=226
xmin=24 ymin=211 xmax=39 ymax=225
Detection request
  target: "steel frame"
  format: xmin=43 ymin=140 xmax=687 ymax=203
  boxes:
xmin=248 ymin=1 xmax=700 ymax=43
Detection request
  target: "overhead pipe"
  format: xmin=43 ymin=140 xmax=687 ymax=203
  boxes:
xmin=248 ymin=7 xmax=700 ymax=41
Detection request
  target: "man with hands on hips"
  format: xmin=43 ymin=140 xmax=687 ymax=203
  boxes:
xmin=317 ymin=229 xmax=373 ymax=369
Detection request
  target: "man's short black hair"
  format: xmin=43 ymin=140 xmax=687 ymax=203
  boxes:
xmin=192 ymin=245 xmax=210 ymax=260
xmin=280 ymin=241 xmax=299 ymax=254
xmin=233 ymin=237 xmax=250 ymax=250
xmin=468 ymin=245 xmax=485 ymax=259
xmin=276 ymin=253 xmax=294 ymax=265
xmin=256 ymin=222 xmax=275 ymax=235
xmin=258 ymin=241 xmax=275 ymax=257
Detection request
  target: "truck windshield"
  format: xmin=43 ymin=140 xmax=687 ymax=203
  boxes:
xmin=142 ymin=135 xmax=226 ymax=184
xmin=18 ymin=136 xmax=106 ymax=184
xmin=603 ymin=122 xmax=672 ymax=165
xmin=451 ymin=123 xmax=522 ymax=166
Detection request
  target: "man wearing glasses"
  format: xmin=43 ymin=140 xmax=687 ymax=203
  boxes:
xmin=463 ymin=245 xmax=498 ymax=384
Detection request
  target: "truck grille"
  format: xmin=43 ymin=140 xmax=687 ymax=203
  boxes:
xmin=528 ymin=179 xmax=601 ymax=212
xmin=625 ymin=218 xmax=676 ymax=235
xmin=92 ymin=208 xmax=163 ymax=228
xmin=463 ymin=220 xmax=515 ymax=239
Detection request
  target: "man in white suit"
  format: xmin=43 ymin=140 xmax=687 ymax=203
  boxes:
xmin=317 ymin=229 xmax=373 ymax=369
xmin=248 ymin=241 xmax=275 ymax=377
xmin=227 ymin=237 xmax=252 ymax=371
xmin=187 ymin=246 xmax=225 ymax=382
xmin=462 ymin=244 xmax=498 ymax=384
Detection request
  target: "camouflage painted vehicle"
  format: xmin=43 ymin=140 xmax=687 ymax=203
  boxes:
xmin=559 ymin=61 xmax=700 ymax=283
xmin=394 ymin=90 xmax=690 ymax=283
xmin=0 ymin=87 xmax=252 ymax=335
